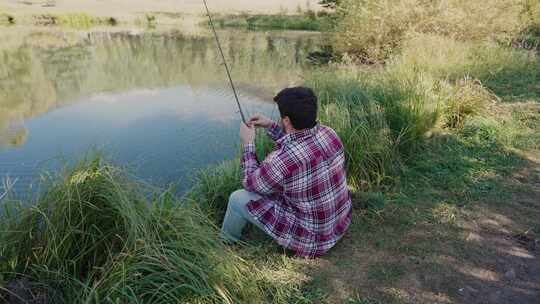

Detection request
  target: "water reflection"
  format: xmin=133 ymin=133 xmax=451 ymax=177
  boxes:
xmin=0 ymin=27 xmax=321 ymax=194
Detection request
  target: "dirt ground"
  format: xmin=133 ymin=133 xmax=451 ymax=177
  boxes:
xmin=299 ymin=151 xmax=540 ymax=303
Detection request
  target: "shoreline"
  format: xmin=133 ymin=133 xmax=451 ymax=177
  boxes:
xmin=0 ymin=0 xmax=323 ymax=22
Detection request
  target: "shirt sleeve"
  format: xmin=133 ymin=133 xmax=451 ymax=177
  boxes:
xmin=241 ymin=143 xmax=288 ymax=195
xmin=267 ymin=122 xmax=285 ymax=142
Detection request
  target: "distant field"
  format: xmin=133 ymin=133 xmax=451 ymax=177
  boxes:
xmin=0 ymin=0 xmax=321 ymax=15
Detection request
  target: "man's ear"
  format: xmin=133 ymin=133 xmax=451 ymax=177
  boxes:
xmin=282 ymin=116 xmax=291 ymax=128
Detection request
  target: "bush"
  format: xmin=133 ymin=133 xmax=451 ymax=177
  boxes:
xmin=333 ymin=0 xmax=533 ymax=61
xmin=0 ymin=158 xmax=264 ymax=303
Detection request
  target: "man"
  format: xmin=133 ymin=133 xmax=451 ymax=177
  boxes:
xmin=220 ymin=87 xmax=352 ymax=258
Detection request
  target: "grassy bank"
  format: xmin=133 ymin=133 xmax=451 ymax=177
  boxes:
xmin=1 ymin=0 xmax=539 ymax=303
xmin=208 ymin=12 xmax=334 ymax=31
xmin=0 ymin=12 xmax=119 ymax=27
xmin=189 ymin=1 xmax=540 ymax=302
xmin=0 ymin=159 xmax=267 ymax=303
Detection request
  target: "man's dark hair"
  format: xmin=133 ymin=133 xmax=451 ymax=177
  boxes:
xmin=273 ymin=87 xmax=318 ymax=130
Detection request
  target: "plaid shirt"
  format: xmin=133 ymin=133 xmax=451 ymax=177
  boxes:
xmin=242 ymin=122 xmax=352 ymax=258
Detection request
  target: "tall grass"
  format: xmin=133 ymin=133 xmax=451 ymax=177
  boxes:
xmin=0 ymin=158 xmax=264 ymax=303
xmin=185 ymin=160 xmax=242 ymax=223
xmin=304 ymin=27 xmax=537 ymax=186
xmin=395 ymin=33 xmax=539 ymax=100
xmin=306 ymin=67 xmax=441 ymax=186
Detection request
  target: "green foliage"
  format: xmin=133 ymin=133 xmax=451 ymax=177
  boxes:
xmin=212 ymin=13 xmax=331 ymax=31
xmin=0 ymin=158 xmax=264 ymax=303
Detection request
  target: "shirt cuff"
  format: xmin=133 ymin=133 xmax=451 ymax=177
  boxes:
xmin=244 ymin=143 xmax=256 ymax=154
xmin=267 ymin=122 xmax=281 ymax=137
xmin=269 ymin=122 xmax=280 ymax=132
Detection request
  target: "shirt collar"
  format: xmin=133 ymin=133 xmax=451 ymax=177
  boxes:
xmin=277 ymin=123 xmax=319 ymax=145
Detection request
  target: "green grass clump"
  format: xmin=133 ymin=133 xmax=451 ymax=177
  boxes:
xmin=442 ymin=77 xmax=495 ymax=129
xmin=211 ymin=13 xmax=330 ymax=31
xmin=306 ymin=67 xmax=441 ymax=186
xmin=185 ymin=160 xmax=242 ymax=222
xmin=0 ymin=158 xmax=264 ymax=303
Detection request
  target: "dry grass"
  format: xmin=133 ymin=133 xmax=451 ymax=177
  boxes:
xmin=333 ymin=0 xmax=537 ymax=61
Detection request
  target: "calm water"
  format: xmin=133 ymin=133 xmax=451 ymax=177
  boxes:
xmin=0 ymin=27 xmax=322 ymax=195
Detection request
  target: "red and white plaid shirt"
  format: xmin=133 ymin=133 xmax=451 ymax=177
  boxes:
xmin=242 ymin=122 xmax=352 ymax=258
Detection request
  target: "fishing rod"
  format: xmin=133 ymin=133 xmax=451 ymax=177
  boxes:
xmin=202 ymin=0 xmax=248 ymax=125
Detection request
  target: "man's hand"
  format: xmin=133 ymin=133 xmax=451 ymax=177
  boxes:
xmin=240 ymin=123 xmax=256 ymax=145
xmin=249 ymin=113 xmax=274 ymax=129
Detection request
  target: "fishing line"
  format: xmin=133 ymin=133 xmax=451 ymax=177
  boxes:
xmin=202 ymin=0 xmax=248 ymax=125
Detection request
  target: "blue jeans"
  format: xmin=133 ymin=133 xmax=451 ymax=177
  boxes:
xmin=220 ymin=189 xmax=265 ymax=242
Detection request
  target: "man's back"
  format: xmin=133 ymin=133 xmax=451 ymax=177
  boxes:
xmin=243 ymin=123 xmax=352 ymax=258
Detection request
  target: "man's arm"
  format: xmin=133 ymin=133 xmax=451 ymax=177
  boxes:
xmin=249 ymin=113 xmax=285 ymax=142
xmin=241 ymin=143 xmax=288 ymax=195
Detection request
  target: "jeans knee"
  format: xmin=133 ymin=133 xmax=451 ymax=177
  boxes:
xmin=229 ymin=189 xmax=247 ymax=204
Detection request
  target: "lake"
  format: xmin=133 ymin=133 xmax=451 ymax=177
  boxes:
xmin=0 ymin=26 xmax=322 ymax=196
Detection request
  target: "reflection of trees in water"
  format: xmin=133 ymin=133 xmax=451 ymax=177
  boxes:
xmin=0 ymin=118 xmax=27 ymax=147
xmin=0 ymin=29 xmax=322 ymax=146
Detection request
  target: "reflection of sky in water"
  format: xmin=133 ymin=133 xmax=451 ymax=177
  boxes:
xmin=0 ymin=28 xmax=319 ymax=198
xmin=0 ymin=86 xmax=276 ymax=195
